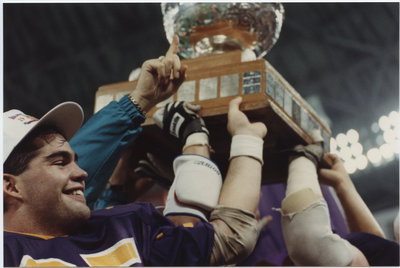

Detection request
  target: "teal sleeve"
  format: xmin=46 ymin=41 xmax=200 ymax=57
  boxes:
xmin=93 ymin=185 xmax=128 ymax=210
xmin=70 ymin=96 xmax=145 ymax=208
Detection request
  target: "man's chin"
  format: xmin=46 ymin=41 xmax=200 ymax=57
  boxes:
xmin=63 ymin=208 xmax=91 ymax=234
xmin=65 ymin=201 xmax=91 ymax=222
xmin=75 ymin=204 xmax=91 ymax=221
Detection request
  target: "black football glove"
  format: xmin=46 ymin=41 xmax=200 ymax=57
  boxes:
xmin=289 ymin=129 xmax=324 ymax=168
xmin=153 ymin=101 xmax=209 ymax=144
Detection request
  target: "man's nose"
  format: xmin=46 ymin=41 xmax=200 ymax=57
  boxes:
xmin=71 ymin=162 xmax=88 ymax=182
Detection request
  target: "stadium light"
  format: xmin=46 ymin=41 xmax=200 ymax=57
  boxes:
xmin=330 ymin=109 xmax=398 ymax=174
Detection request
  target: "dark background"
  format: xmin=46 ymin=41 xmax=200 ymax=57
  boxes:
xmin=3 ymin=3 xmax=399 ymax=238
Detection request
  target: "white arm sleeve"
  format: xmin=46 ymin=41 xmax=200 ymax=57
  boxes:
xmin=281 ymin=189 xmax=354 ymax=266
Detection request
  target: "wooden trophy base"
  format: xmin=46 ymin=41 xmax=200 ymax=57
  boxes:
xmin=96 ymin=50 xmax=331 ymax=184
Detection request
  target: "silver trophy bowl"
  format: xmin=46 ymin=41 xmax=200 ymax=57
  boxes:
xmin=161 ymin=2 xmax=284 ymax=59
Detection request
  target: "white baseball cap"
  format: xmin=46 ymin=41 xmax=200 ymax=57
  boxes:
xmin=3 ymin=102 xmax=84 ymax=163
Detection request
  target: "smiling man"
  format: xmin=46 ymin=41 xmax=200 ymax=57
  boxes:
xmin=3 ymin=35 xmax=269 ymax=266
xmin=3 ymin=106 xmax=90 ymax=237
xmin=2 ymin=36 xmax=215 ymax=266
xmin=3 ymin=98 xmax=268 ymax=266
xmin=3 ymin=102 xmax=210 ymax=266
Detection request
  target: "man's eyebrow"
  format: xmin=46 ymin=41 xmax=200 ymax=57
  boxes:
xmin=44 ymin=151 xmax=79 ymax=162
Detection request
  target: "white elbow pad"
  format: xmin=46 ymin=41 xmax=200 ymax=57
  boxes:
xmin=173 ymin=154 xmax=222 ymax=210
xmin=163 ymin=181 xmax=208 ymax=221
xmin=164 ymin=154 xmax=222 ymax=220
xmin=281 ymin=189 xmax=354 ymax=266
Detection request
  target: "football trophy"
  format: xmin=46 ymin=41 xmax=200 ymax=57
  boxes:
xmin=95 ymin=3 xmax=331 ymax=183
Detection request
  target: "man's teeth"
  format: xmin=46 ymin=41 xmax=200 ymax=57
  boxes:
xmin=71 ymin=189 xmax=84 ymax=196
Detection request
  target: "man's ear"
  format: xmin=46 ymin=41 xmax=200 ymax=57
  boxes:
xmin=3 ymin=173 xmax=23 ymax=200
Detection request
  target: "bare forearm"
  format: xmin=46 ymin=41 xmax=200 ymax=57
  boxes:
xmin=218 ymin=156 xmax=262 ymax=213
xmin=335 ymin=181 xmax=385 ymax=237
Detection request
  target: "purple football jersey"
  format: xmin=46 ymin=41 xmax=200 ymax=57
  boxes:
xmin=4 ymin=202 xmax=214 ymax=266
xmin=345 ymin=232 xmax=399 ymax=266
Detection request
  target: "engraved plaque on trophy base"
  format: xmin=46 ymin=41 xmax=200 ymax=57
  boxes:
xmin=95 ymin=50 xmax=331 ymax=184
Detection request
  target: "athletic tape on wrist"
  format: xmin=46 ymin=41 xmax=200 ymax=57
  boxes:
xmin=182 ymin=132 xmax=210 ymax=152
xmin=229 ymin=135 xmax=264 ymax=165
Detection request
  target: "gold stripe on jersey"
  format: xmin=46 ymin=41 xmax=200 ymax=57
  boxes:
xmin=4 ymin=230 xmax=64 ymax=240
xmin=20 ymin=255 xmax=75 ymax=267
xmin=80 ymin=237 xmax=141 ymax=266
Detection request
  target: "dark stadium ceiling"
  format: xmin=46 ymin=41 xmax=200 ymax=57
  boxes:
xmin=3 ymin=3 xmax=399 ymax=212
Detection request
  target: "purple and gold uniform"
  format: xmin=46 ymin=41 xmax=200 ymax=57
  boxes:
xmin=4 ymin=202 xmax=214 ymax=266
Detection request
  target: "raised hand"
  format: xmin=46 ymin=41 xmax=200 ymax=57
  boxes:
xmin=318 ymin=153 xmax=352 ymax=189
xmin=227 ymin=96 xmax=267 ymax=139
xmin=129 ymin=35 xmax=188 ymax=113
